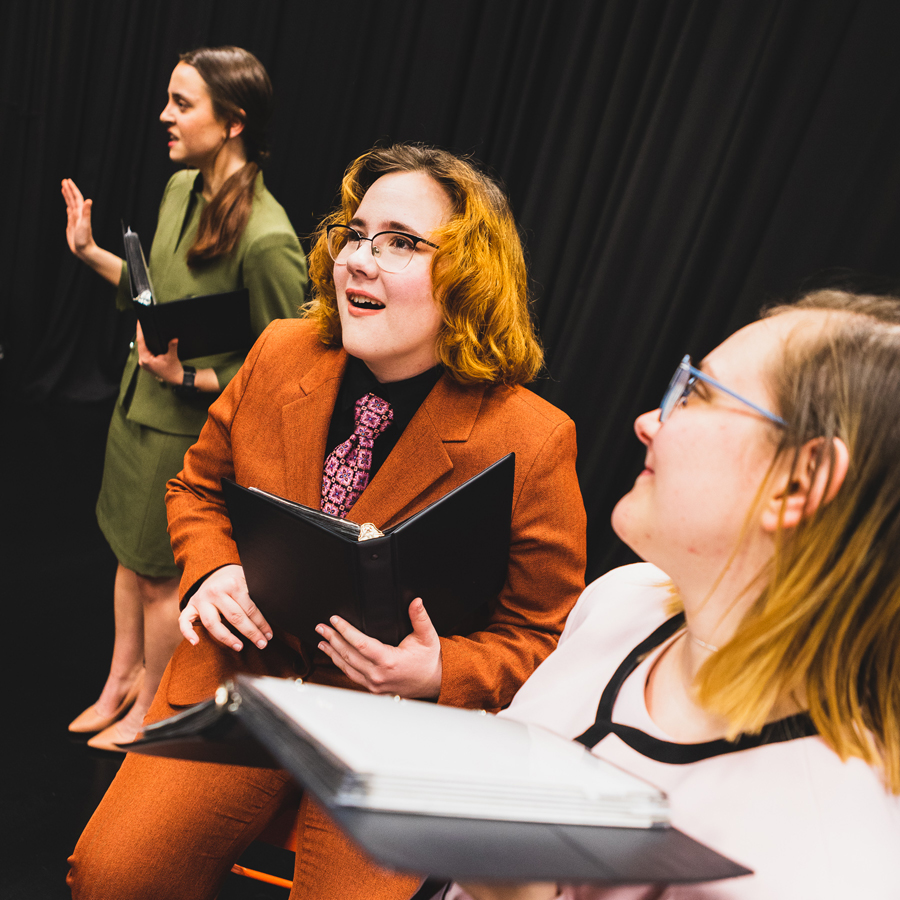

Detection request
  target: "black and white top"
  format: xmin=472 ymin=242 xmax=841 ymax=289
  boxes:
xmin=447 ymin=563 xmax=900 ymax=900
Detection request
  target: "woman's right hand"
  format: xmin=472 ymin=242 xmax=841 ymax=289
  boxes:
xmin=179 ymin=564 xmax=274 ymax=652
xmin=60 ymin=178 xmax=123 ymax=285
xmin=61 ymin=178 xmax=96 ymax=258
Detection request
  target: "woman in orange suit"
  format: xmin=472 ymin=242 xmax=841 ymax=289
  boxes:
xmin=68 ymin=143 xmax=587 ymax=900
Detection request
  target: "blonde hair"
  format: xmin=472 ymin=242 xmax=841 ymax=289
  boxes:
xmin=304 ymin=144 xmax=543 ymax=385
xmin=695 ymin=290 xmax=900 ymax=792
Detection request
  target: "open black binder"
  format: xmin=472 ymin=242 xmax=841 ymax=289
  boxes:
xmin=222 ymin=453 xmax=514 ymax=646
xmin=128 ymin=676 xmax=752 ymax=885
xmin=122 ymin=226 xmax=252 ymax=359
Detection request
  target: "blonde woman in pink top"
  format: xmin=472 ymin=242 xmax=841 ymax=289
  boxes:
xmin=450 ymin=291 xmax=900 ymax=900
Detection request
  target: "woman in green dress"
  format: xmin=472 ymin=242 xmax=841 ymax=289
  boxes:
xmin=60 ymin=46 xmax=307 ymax=750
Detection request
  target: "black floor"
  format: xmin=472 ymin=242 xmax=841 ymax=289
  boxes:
xmin=1 ymin=401 xmax=292 ymax=899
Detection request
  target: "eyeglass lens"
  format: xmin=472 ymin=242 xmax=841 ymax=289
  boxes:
xmin=327 ymin=226 xmax=416 ymax=274
xmin=659 ymin=360 xmax=691 ymax=423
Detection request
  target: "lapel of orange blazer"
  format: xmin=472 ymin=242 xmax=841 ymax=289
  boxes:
xmin=280 ymin=347 xmax=348 ymax=507
xmin=347 ymin=374 xmax=487 ymax=529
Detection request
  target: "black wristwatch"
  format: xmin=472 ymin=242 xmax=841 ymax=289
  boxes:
xmin=173 ymin=365 xmax=200 ymax=398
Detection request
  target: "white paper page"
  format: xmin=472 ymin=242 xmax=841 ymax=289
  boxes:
xmin=246 ymin=678 xmax=668 ymax=827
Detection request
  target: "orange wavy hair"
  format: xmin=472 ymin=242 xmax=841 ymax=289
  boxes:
xmin=304 ymin=144 xmax=543 ymax=385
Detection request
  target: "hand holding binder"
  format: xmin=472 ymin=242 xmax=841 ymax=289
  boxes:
xmin=222 ymin=453 xmax=515 ymax=648
xmin=182 ymin=454 xmax=513 ymax=673
xmin=315 ymin=596 xmax=443 ymax=699
xmin=179 ymin=566 xmax=444 ymax=698
xmin=134 ymin=321 xmax=182 ymax=383
xmin=179 ymin=564 xmax=273 ymax=653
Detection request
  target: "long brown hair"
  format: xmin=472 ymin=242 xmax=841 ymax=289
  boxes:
xmin=696 ymin=291 xmax=900 ymax=791
xmin=178 ymin=46 xmax=273 ymax=266
xmin=304 ymin=144 xmax=543 ymax=386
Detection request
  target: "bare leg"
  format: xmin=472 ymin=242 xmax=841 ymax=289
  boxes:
xmin=114 ymin=572 xmax=182 ymax=741
xmin=90 ymin=564 xmax=145 ymax=718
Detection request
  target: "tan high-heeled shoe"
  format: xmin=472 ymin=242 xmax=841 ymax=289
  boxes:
xmin=87 ymin=718 xmax=143 ymax=753
xmin=68 ymin=671 xmax=144 ymax=734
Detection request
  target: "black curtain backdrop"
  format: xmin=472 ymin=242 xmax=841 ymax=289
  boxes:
xmin=6 ymin=0 xmax=900 ymax=578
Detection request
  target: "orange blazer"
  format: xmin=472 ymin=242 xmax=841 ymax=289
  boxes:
xmin=164 ymin=319 xmax=587 ymax=714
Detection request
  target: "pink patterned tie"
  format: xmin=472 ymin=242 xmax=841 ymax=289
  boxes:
xmin=321 ymin=393 xmax=394 ymax=518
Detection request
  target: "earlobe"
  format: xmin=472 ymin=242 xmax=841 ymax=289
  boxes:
xmin=761 ymin=436 xmax=849 ymax=532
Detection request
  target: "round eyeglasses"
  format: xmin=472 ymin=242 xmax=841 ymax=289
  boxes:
xmin=326 ymin=224 xmax=439 ymax=274
xmin=660 ymin=355 xmax=787 ymax=426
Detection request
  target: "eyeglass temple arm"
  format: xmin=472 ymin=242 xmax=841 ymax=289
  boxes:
xmin=686 ymin=364 xmax=786 ymax=426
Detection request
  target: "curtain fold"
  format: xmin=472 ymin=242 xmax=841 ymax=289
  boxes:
xmin=6 ymin=0 xmax=900 ymax=574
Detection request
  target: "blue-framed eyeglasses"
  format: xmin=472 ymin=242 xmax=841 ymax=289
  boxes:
xmin=659 ymin=355 xmax=787 ymax=427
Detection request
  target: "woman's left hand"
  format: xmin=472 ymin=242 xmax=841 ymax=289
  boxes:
xmin=135 ymin=321 xmax=182 ymax=384
xmin=316 ymin=598 xmax=443 ymax=699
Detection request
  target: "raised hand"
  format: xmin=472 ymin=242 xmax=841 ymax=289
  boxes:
xmin=60 ymin=177 xmax=123 ymax=285
xmin=61 ymin=178 xmax=96 ymax=257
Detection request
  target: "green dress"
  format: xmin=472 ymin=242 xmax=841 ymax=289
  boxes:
xmin=96 ymin=169 xmax=308 ymax=576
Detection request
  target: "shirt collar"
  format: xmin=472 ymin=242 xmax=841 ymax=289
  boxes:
xmin=342 ymin=355 xmax=443 ymax=434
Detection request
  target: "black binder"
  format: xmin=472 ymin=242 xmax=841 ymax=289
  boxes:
xmin=128 ymin=676 xmax=753 ymax=885
xmin=122 ymin=226 xmax=252 ymax=359
xmin=223 ymin=453 xmax=515 ymax=646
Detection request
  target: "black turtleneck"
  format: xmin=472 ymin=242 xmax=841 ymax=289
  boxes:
xmin=324 ymin=355 xmax=444 ymax=482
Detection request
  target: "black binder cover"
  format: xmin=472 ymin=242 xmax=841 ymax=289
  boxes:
xmin=127 ymin=691 xmax=279 ymax=767
xmin=135 ymin=288 xmax=252 ymax=360
xmin=222 ymin=454 xmax=514 ymax=646
xmin=328 ymin=809 xmax=750 ymax=884
xmin=123 ymin=225 xmax=252 ymax=359
xmin=129 ymin=677 xmax=753 ymax=885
